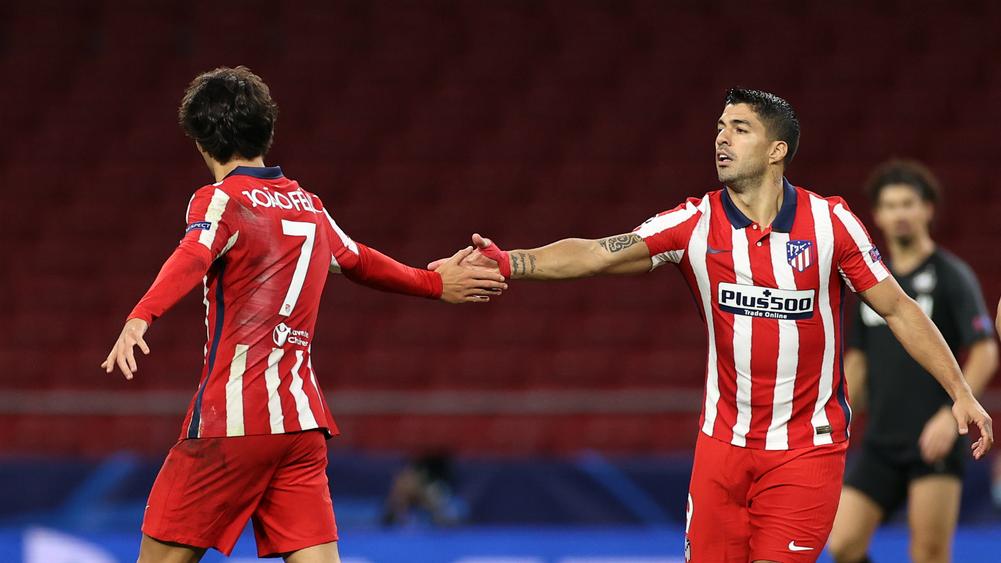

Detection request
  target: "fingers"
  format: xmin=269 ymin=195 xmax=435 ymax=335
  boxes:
xmin=470 ymin=268 xmax=507 ymax=283
xmin=126 ymin=345 xmax=138 ymax=373
xmin=472 ymin=233 xmax=490 ymax=248
xmin=473 ymin=279 xmax=508 ymax=291
xmin=955 ymin=411 xmax=969 ymax=435
xmin=966 ymin=416 xmax=993 ymax=459
xmin=977 ymin=417 xmax=994 ymax=447
xmin=137 ymin=336 xmax=151 ymax=355
xmin=427 ymin=258 xmax=448 ymax=270
xmin=446 ymin=246 xmax=475 ymax=265
xmin=973 ymin=435 xmax=989 ymax=460
xmin=115 ymin=350 xmax=133 ymax=380
xmin=980 ymin=415 xmax=994 ymax=440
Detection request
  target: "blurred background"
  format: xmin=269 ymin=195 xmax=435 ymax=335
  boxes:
xmin=2 ymin=0 xmax=1001 ymax=561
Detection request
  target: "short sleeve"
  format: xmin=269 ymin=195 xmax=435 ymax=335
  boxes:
xmin=830 ymin=199 xmax=890 ymax=293
xmin=182 ymin=185 xmax=241 ymax=259
xmin=633 ymin=197 xmax=703 ymax=270
xmin=943 ymin=257 xmax=994 ymax=347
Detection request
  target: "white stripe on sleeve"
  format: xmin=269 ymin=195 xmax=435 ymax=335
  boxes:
xmin=636 ymin=200 xmax=700 ymax=269
xmin=325 ymin=208 xmax=358 ymax=274
xmin=833 ymin=204 xmax=891 ymax=282
xmin=198 ymin=189 xmax=231 ymax=253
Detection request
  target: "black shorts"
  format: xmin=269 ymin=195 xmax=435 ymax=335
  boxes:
xmin=843 ymin=438 xmax=966 ymax=516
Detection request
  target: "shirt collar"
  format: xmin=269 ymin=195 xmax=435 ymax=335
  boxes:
xmin=225 ymin=165 xmax=284 ymax=180
xmin=721 ymin=178 xmax=798 ymax=233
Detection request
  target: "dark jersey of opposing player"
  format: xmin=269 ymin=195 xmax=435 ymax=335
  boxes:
xmin=849 ymin=248 xmax=993 ymax=447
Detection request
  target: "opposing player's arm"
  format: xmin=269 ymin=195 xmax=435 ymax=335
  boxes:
xmin=946 ymin=259 xmax=998 ymax=397
xmin=962 ymin=340 xmax=998 ymax=396
xmin=843 ymin=348 xmax=868 ymax=412
xmin=859 ymin=277 xmax=993 ymax=458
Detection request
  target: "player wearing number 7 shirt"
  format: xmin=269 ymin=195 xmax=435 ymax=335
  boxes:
xmin=433 ymin=89 xmax=994 ymax=563
xmin=101 ymin=67 xmax=506 ymax=563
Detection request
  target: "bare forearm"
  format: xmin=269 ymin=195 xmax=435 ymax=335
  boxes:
xmin=508 ymin=239 xmax=603 ymax=279
xmin=962 ymin=340 xmax=999 ymax=397
xmin=885 ymin=297 xmax=973 ymax=400
xmin=508 ymin=234 xmax=650 ymax=280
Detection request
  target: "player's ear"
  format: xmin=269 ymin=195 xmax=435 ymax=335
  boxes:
xmin=768 ymin=141 xmax=788 ymax=165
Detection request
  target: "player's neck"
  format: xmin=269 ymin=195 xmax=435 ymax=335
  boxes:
xmin=725 ymin=174 xmax=785 ymax=228
xmin=209 ymin=156 xmax=267 ymax=183
xmin=887 ymin=233 xmax=935 ymax=275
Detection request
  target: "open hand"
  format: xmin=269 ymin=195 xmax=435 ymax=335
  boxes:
xmin=952 ymin=393 xmax=994 ymax=460
xmin=101 ymin=318 xmax=151 ymax=380
xmin=435 ymin=246 xmax=507 ymax=303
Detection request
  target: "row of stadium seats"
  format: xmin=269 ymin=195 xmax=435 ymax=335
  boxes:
xmin=3 ymin=0 xmax=1001 ymax=452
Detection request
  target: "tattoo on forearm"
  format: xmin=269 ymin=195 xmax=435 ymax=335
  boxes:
xmin=511 ymin=252 xmax=537 ymax=277
xmin=598 ymin=234 xmax=642 ymax=253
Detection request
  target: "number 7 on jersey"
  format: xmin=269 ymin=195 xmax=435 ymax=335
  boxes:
xmin=279 ymin=219 xmax=316 ymax=317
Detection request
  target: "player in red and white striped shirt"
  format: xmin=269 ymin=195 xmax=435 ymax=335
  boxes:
xmin=440 ymin=88 xmax=993 ymax=562
xmin=101 ymin=67 xmax=506 ymax=563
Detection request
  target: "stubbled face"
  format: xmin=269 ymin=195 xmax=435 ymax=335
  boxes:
xmin=873 ymin=184 xmax=933 ymax=245
xmin=715 ymin=103 xmax=781 ymax=188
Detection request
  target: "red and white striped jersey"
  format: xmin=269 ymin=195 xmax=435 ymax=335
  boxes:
xmin=177 ymin=165 xmax=360 ymax=440
xmin=636 ymin=180 xmax=889 ymax=450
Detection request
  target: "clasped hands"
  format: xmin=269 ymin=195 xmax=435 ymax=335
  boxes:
xmin=431 ymin=234 xmax=509 ymax=303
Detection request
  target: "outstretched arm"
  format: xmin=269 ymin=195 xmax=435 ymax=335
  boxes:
xmin=102 ymin=240 xmax=214 ymax=379
xmin=860 ymin=276 xmax=994 ymax=459
xmin=506 ymin=233 xmax=653 ymax=279
xmin=340 ymin=244 xmax=507 ymax=303
xmin=429 ymin=233 xmax=653 ymax=280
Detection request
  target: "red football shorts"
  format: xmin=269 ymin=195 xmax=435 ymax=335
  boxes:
xmin=142 ymin=429 xmax=337 ymax=557
xmin=685 ymin=432 xmax=848 ymax=562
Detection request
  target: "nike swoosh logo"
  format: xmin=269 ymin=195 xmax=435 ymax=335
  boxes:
xmin=707 ymin=246 xmax=730 ymax=254
xmin=788 ymin=541 xmax=814 ymax=552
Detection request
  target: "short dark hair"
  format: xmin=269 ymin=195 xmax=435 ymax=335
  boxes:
xmin=724 ymin=88 xmax=800 ymax=165
xmin=178 ymin=66 xmax=278 ymax=163
xmin=865 ymin=159 xmax=941 ymax=206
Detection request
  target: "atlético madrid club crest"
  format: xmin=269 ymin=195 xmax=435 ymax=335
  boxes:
xmin=786 ymin=240 xmax=814 ymax=272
